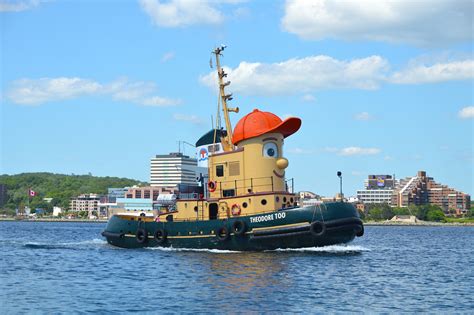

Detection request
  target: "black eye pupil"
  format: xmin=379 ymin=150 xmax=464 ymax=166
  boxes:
xmin=267 ymin=148 xmax=275 ymax=156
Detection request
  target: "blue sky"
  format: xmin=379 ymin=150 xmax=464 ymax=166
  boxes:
xmin=1 ymin=0 xmax=473 ymax=196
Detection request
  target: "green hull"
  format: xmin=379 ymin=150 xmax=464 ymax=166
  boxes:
xmin=102 ymin=202 xmax=363 ymax=250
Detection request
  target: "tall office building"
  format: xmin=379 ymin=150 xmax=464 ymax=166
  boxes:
xmin=150 ymin=152 xmax=198 ymax=188
xmin=357 ymin=175 xmax=396 ymax=204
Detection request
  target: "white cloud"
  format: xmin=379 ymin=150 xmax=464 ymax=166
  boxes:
xmin=161 ymin=51 xmax=175 ymax=63
xmin=323 ymin=146 xmax=381 ymax=156
xmin=301 ymin=94 xmax=316 ymax=102
xmin=6 ymin=76 xmax=180 ymax=106
xmin=200 ymin=55 xmax=389 ymax=96
xmin=459 ymin=106 xmax=474 ymax=119
xmin=7 ymin=78 xmax=101 ymax=105
xmin=105 ymin=77 xmax=156 ymax=102
xmin=354 ymin=112 xmax=373 ymax=121
xmin=339 ymin=147 xmax=381 ymax=156
xmin=173 ymin=113 xmax=204 ymax=125
xmin=200 ymin=54 xmax=473 ymax=96
xmin=287 ymin=147 xmax=313 ymax=155
xmin=139 ymin=0 xmax=245 ymax=27
xmin=0 ymin=0 xmax=41 ymax=12
xmin=282 ymin=0 xmax=473 ymax=46
xmin=391 ymin=60 xmax=474 ymax=84
xmin=143 ymin=96 xmax=181 ymax=107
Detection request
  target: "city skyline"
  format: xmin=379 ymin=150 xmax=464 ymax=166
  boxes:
xmin=1 ymin=0 xmax=473 ymax=196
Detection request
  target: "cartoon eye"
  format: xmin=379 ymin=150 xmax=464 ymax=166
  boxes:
xmin=263 ymin=142 xmax=278 ymax=158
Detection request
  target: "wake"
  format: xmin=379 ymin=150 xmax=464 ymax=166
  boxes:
xmin=24 ymin=238 xmax=107 ymax=249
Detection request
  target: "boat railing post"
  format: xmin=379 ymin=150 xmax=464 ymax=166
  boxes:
xmin=235 ymin=180 xmax=237 ymax=196
xmin=271 ymin=176 xmax=274 ymax=192
xmin=292 ymin=178 xmax=294 ymax=194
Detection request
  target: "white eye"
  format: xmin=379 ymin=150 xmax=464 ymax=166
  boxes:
xmin=263 ymin=142 xmax=278 ymax=158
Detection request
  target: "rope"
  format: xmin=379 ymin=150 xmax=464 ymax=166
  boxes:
xmin=320 ymin=203 xmax=327 ymax=223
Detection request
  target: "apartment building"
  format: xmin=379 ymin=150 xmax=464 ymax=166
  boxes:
xmin=70 ymin=194 xmax=101 ymax=213
xmin=394 ymin=171 xmax=470 ymax=214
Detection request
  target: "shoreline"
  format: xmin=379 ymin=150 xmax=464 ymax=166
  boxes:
xmin=364 ymin=220 xmax=474 ymax=227
xmin=0 ymin=217 xmax=472 ymax=226
xmin=0 ymin=218 xmax=107 ymax=223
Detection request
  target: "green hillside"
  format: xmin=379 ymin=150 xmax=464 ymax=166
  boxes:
xmin=0 ymin=172 xmax=146 ymax=214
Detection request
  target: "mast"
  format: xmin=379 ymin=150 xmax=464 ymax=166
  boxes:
xmin=212 ymin=45 xmax=238 ymax=151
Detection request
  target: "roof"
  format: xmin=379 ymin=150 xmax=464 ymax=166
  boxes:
xmin=195 ymin=129 xmax=227 ymax=147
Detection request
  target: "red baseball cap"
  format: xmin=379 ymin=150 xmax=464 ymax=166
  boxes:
xmin=233 ymin=109 xmax=301 ymax=145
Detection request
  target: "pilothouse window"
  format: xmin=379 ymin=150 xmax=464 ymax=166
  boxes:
xmin=216 ymin=165 xmax=224 ymax=177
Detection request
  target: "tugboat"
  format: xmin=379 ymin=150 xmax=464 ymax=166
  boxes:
xmin=102 ymin=46 xmax=363 ymax=250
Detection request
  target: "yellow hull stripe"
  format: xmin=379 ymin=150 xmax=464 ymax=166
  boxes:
xmin=124 ymin=233 xmax=215 ymax=239
xmin=122 ymin=222 xmax=310 ymax=239
xmin=251 ymin=222 xmax=310 ymax=232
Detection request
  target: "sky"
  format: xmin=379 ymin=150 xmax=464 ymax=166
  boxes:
xmin=1 ymin=0 xmax=473 ymax=197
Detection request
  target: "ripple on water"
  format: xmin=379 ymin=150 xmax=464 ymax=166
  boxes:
xmin=0 ymin=222 xmax=472 ymax=313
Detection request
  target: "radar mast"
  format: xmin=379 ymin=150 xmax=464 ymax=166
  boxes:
xmin=212 ymin=45 xmax=238 ymax=151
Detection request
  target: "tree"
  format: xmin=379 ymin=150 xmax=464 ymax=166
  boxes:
xmin=426 ymin=208 xmax=446 ymax=222
xmin=0 ymin=172 xmax=145 ymax=213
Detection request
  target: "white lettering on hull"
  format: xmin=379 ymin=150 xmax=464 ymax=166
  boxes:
xmin=250 ymin=212 xmax=286 ymax=223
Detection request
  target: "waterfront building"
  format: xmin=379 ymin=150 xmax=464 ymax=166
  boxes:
xmin=52 ymin=206 xmax=62 ymax=217
xmin=150 ymin=152 xmax=198 ymax=188
xmin=394 ymin=171 xmax=470 ymax=215
xmin=124 ymin=186 xmax=176 ymax=200
xmin=69 ymin=194 xmax=101 ymax=214
xmin=107 ymin=197 xmax=155 ymax=216
xmin=107 ymin=187 xmax=129 ymax=203
xmin=299 ymin=191 xmax=319 ymax=200
xmin=357 ymin=175 xmax=396 ymax=205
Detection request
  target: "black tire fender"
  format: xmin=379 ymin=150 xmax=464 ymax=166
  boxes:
xmin=216 ymin=226 xmax=230 ymax=242
xmin=232 ymin=220 xmax=247 ymax=236
xmin=310 ymin=221 xmax=326 ymax=237
xmin=136 ymin=228 xmax=148 ymax=244
xmin=356 ymin=224 xmax=364 ymax=237
xmin=154 ymin=229 xmax=168 ymax=244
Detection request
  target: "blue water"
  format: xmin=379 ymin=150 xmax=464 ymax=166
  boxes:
xmin=0 ymin=222 xmax=472 ymax=313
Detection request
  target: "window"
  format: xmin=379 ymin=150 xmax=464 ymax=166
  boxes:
xmin=216 ymin=165 xmax=224 ymax=177
xmin=223 ymin=189 xmax=235 ymax=197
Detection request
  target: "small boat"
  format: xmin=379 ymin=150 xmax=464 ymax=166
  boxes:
xmin=102 ymin=46 xmax=363 ymax=250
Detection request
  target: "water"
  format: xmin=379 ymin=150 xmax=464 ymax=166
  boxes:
xmin=0 ymin=222 xmax=472 ymax=313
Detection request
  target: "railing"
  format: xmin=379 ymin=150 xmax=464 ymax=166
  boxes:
xmin=216 ymin=176 xmax=274 ymax=197
xmin=175 ymin=177 xmax=296 ymax=200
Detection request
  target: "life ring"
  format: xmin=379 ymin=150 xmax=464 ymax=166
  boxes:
xmin=208 ymin=181 xmax=217 ymax=192
xmin=231 ymin=204 xmax=241 ymax=216
xmin=136 ymin=228 xmax=148 ymax=244
xmin=232 ymin=220 xmax=247 ymax=236
xmin=154 ymin=229 xmax=167 ymax=244
xmin=216 ymin=226 xmax=230 ymax=241
xmin=310 ymin=221 xmax=326 ymax=237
